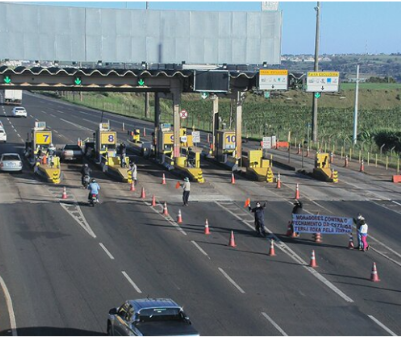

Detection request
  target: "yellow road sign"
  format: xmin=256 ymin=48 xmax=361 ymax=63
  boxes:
xmin=259 ymin=69 xmax=288 ymax=75
xmin=34 ymin=131 xmax=52 ymax=145
xmin=100 ymin=132 xmax=117 ymax=145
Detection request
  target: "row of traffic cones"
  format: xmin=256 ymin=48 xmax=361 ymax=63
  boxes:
xmin=275 ymin=173 xmax=301 ymax=199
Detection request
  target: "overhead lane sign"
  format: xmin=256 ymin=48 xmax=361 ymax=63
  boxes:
xmin=306 ymin=71 xmax=340 ymax=92
xmin=259 ymin=69 xmax=288 ymax=90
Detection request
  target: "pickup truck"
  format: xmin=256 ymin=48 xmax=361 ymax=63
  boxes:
xmin=107 ymin=298 xmax=199 ymax=336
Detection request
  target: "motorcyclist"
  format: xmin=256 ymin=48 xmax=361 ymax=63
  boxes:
xmin=88 ymin=178 xmax=100 ymax=202
xmin=249 ymin=201 xmax=267 ymax=237
xmin=291 ymin=199 xmax=303 ymax=237
xmin=80 ymin=163 xmax=92 ymax=186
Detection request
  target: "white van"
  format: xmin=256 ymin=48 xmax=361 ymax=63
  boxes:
xmin=0 ymin=128 xmax=7 ymax=142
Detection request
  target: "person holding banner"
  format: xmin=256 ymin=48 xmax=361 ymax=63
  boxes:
xmin=359 ymin=219 xmax=370 ymax=251
xmin=291 ymin=200 xmax=303 ymax=237
xmin=353 ymin=213 xmax=365 ymax=250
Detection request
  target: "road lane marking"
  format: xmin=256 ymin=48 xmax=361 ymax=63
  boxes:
xmin=191 ymin=241 xmax=210 ymax=259
xmin=50 ymin=114 xmax=56 ymax=118
xmin=122 ymin=271 xmax=142 ymax=293
xmin=146 ymin=201 xmax=187 ymax=236
xmin=60 ymin=118 xmax=93 ymax=131
xmin=218 ymin=267 xmax=245 ymax=294
xmin=99 ymin=243 xmax=115 ymax=260
xmin=215 ymin=201 xmax=354 ymax=303
xmin=368 ymin=315 xmax=397 ymax=336
xmin=261 ymin=312 xmax=287 ymax=336
xmin=0 ymin=275 xmax=17 ymax=336
xmin=57 ymin=110 xmax=64 ymax=114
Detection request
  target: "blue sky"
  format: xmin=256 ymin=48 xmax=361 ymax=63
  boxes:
xmin=28 ymin=1 xmax=401 ymax=55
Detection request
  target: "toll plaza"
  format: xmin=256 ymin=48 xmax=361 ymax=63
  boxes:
xmin=24 ymin=121 xmax=61 ymax=184
xmin=313 ymin=152 xmax=338 ymax=183
xmin=241 ymin=149 xmax=274 ymax=182
xmin=84 ymin=122 xmax=132 ymax=183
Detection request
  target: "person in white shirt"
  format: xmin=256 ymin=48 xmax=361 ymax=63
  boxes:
xmin=359 ymin=220 xmax=370 ymax=252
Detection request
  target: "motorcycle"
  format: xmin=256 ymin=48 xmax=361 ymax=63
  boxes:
xmin=82 ymin=175 xmax=90 ymax=189
xmin=89 ymin=193 xmax=99 ymax=207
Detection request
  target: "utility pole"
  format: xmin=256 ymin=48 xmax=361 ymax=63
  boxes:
xmin=311 ymin=2 xmax=320 ymax=142
xmin=353 ymin=64 xmax=360 ymax=145
xmin=144 ymin=1 xmax=150 ymax=119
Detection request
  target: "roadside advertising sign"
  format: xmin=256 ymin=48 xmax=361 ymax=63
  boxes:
xmin=306 ymin=72 xmax=340 ymax=92
xmin=192 ymin=131 xmax=200 ymax=143
xmin=259 ymin=69 xmax=288 ymax=90
xmin=292 ymin=214 xmax=353 ymax=234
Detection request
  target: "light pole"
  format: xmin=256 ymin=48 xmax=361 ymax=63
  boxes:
xmin=353 ymin=65 xmax=360 ymax=145
xmin=311 ymin=2 xmax=320 ymax=142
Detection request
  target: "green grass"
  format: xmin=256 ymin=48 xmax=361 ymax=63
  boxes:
xmin=340 ymin=83 xmax=401 ymax=90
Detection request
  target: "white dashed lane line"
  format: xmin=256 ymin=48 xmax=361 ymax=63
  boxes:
xmin=122 ymin=271 xmax=142 ymax=294
xmin=368 ymin=315 xmax=397 ymax=336
xmin=261 ymin=312 xmax=287 ymax=336
xmin=99 ymin=243 xmax=115 ymax=260
xmin=191 ymin=241 xmax=210 ymax=259
xmin=218 ymin=267 xmax=245 ymax=294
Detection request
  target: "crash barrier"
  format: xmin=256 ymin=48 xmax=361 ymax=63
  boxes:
xmin=392 ymin=175 xmax=401 ymax=183
xmin=275 ymin=141 xmax=289 ymax=149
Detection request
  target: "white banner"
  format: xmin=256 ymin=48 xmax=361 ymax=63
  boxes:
xmin=292 ymin=214 xmax=353 ymax=234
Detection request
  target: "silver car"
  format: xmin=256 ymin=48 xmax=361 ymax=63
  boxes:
xmin=107 ymin=298 xmax=199 ymax=336
xmin=0 ymin=153 xmax=23 ymax=172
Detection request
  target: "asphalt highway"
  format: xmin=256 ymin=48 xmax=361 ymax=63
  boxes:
xmin=0 ymin=92 xmax=400 ymax=335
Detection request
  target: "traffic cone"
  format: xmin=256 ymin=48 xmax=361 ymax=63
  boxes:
xmin=268 ymin=239 xmax=276 ymax=256
xmin=228 ymin=231 xmax=236 ymax=247
xmin=348 ymin=233 xmax=354 ymax=249
xmin=151 ymin=195 xmax=156 ymax=206
xmin=162 ymin=202 xmax=169 ymax=216
xmin=370 ymin=262 xmax=380 ymax=282
xmin=360 ymin=159 xmax=365 ymax=172
xmin=130 ymin=181 xmax=135 ymax=191
xmin=295 ymin=183 xmax=300 ymax=199
xmin=309 ymin=250 xmax=318 ymax=268
xmin=140 ymin=187 xmax=146 ymax=199
xmin=344 ymin=155 xmax=349 ymax=167
xmin=276 ymin=173 xmax=281 ymax=189
xmin=231 ymin=173 xmax=235 ymax=184
xmin=162 ymin=173 xmax=166 ymax=185
xmin=204 ymin=219 xmax=210 ymax=235
xmin=177 ymin=209 xmax=183 ymax=223
xmin=286 ymin=222 xmax=293 ymax=236
xmin=313 ymin=232 xmax=322 ymax=243
xmin=143 ymin=127 xmax=146 ymax=137
xmin=62 ymin=186 xmax=67 ymax=199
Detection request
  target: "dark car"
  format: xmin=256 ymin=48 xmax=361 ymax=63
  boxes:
xmin=107 ymin=298 xmax=199 ymax=336
xmin=60 ymin=144 xmax=84 ymax=162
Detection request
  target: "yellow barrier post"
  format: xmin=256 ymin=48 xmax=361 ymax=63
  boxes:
xmin=340 ymin=146 xmax=344 ymax=159
xmin=270 ymin=154 xmax=273 ymax=168
xmin=358 ymin=150 xmax=361 ymax=163
xmin=386 ymin=156 xmax=389 ymax=170
xmin=367 ymin=152 xmax=370 ymax=166
xmin=375 ymin=154 xmax=378 ymax=167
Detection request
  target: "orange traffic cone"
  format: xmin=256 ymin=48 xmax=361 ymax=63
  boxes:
xmin=360 ymin=159 xmax=365 ymax=172
xmin=130 ymin=181 xmax=136 ymax=191
xmin=313 ymin=233 xmax=322 ymax=243
xmin=151 ymin=195 xmax=156 ymax=207
xmin=162 ymin=173 xmax=166 ymax=185
xmin=143 ymin=127 xmax=147 ymax=137
xmin=162 ymin=202 xmax=169 ymax=216
xmin=140 ymin=187 xmax=146 ymax=199
xmin=295 ymin=183 xmax=300 ymax=199
xmin=204 ymin=219 xmax=210 ymax=235
xmin=228 ymin=231 xmax=236 ymax=247
xmin=177 ymin=209 xmax=183 ymax=223
xmin=276 ymin=173 xmax=281 ymax=189
xmin=62 ymin=186 xmax=67 ymax=199
xmin=309 ymin=250 xmax=318 ymax=268
xmin=231 ymin=173 xmax=235 ymax=184
xmin=348 ymin=233 xmax=354 ymax=249
xmin=268 ymin=239 xmax=276 ymax=256
xmin=370 ymin=262 xmax=380 ymax=282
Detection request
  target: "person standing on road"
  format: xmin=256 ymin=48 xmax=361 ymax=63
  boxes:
xmin=181 ymin=177 xmax=191 ymax=206
xmin=129 ymin=161 xmax=138 ymax=186
xmin=291 ymin=199 xmax=303 ymax=237
xmin=353 ymin=213 xmax=365 ymax=250
xmin=359 ymin=218 xmax=370 ymax=251
xmin=248 ymin=201 xmax=267 ymax=237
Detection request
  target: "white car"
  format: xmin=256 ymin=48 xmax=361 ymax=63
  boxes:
xmin=12 ymin=106 xmax=27 ymax=118
xmin=0 ymin=153 xmax=23 ymax=172
xmin=0 ymin=128 xmax=6 ymax=142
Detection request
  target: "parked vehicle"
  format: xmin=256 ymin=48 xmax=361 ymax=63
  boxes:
xmin=0 ymin=153 xmax=23 ymax=172
xmin=12 ymin=106 xmax=27 ymax=118
xmin=0 ymin=128 xmax=7 ymax=142
xmin=4 ymin=90 xmax=22 ymax=105
xmin=107 ymin=298 xmax=199 ymax=336
xmin=60 ymin=144 xmax=83 ymax=162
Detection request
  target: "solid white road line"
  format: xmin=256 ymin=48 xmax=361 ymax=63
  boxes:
xmin=122 ymin=271 xmax=142 ymax=294
xmin=368 ymin=315 xmax=397 ymax=336
xmin=218 ymin=267 xmax=245 ymax=294
xmin=0 ymin=275 xmax=17 ymax=336
xmin=191 ymin=241 xmax=210 ymax=259
xmin=99 ymin=243 xmax=115 ymax=260
xmin=261 ymin=312 xmax=287 ymax=336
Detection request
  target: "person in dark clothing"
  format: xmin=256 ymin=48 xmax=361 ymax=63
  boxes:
xmin=80 ymin=163 xmax=92 ymax=186
xmin=291 ymin=199 xmax=303 ymax=236
xmin=249 ymin=202 xmax=267 ymax=237
xmin=119 ymin=143 xmax=127 ymax=167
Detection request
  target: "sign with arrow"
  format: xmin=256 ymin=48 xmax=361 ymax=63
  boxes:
xmin=306 ymin=71 xmax=339 ymax=92
xmin=259 ymin=69 xmax=288 ymax=90
xmin=314 ymin=92 xmax=321 ymax=99
xmin=138 ymin=78 xmax=145 ymax=86
xmin=3 ymin=76 xmax=11 ymax=84
xmin=74 ymin=77 xmax=82 ymax=85
xmin=201 ymin=92 xmax=209 ymax=99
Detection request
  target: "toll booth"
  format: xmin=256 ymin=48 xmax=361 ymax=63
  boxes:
xmin=242 ymin=149 xmax=274 ymax=182
xmin=313 ymin=152 xmax=338 ymax=183
xmin=95 ymin=122 xmax=117 ymax=160
xmin=215 ymin=130 xmax=236 ymax=162
xmin=25 ymin=121 xmax=61 ymax=184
